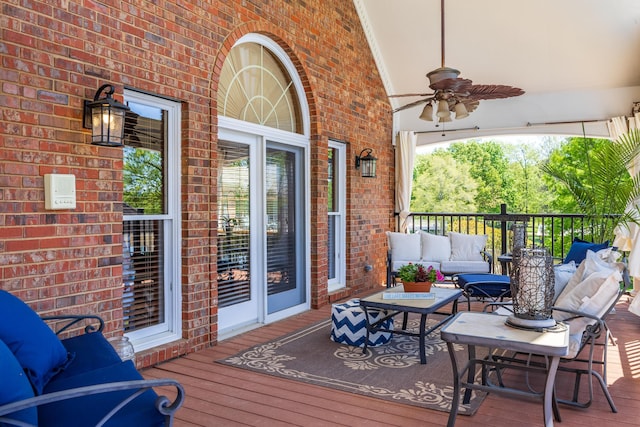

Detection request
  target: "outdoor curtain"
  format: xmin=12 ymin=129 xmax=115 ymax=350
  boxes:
xmin=395 ymin=131 xmax=417 ymax=233
xmin=608 ymin=114 xmax=640 ymax=305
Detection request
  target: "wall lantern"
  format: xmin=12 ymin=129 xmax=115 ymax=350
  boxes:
xmin=355 ymin=148 xmax=377 ymax=178
xmin=83 ymin=84 xmax=130 ymax=147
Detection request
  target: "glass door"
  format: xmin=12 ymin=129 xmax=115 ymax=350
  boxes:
xmin=217 ymin=139 xmax=258 ymax=333
xmin=265 ymin=142 xmax=306 ymax=314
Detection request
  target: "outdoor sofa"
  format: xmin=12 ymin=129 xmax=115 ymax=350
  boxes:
xmin=0 ymin=290 xmax=184 ymax=427
xmin=386 ymin=230 xmax=493 ymax=286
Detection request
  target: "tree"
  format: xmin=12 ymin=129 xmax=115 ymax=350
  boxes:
xmin=541 ymin=131 xmax=640 ymax=243
xmin=123 ymin=146 xmax=163 ymax=214
xmin=503 ymin=144 xmax=549 ymax=213
xmin=447 ymin=140 xmax=512 ymax=212
xmin=411 ymin=152 xmax=478 ymax=213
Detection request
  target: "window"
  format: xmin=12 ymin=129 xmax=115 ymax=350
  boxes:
xmin=122 ymin=89 xmax=181 ymax=351
xmin=328 ymin=141 xmax=346 ymax=291
xmin=218 ymin=42 xmax=302 ymax=133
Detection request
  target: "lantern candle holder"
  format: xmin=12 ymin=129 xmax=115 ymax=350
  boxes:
xmin=507 ymin=247 xmax=556 ymax=329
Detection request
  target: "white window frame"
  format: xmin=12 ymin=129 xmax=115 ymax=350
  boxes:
xmin=328 ymin=140 xmax=346 ymax=292
xmin=122 ymin=89 xmax=182 ymax=352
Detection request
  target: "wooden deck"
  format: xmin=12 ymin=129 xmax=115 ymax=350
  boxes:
xmin=144 ymin=291 xmax=640 ymax=426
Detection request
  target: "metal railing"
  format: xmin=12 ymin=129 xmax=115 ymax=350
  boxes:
xmin=397 ymin=204 xmax=613 ymax=274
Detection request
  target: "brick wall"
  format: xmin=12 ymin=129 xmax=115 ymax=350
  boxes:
xmin=0 ymin=0 xmax=394 ymax=366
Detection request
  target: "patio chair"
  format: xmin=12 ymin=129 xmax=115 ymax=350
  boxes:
xmin=0 ymin=290 xmax=185 ymax=426
xmin=482 ymin=252 xmax=628 ymax=413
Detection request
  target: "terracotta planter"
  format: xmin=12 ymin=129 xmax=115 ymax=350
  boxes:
xmin=402 ymin=281 xmax=432 ymax=292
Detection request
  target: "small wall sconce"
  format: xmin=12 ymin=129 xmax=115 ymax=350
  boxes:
xmin=355 ymin=148 xmax=377 ymax=178
xmin=83 ymin=84 xmax=130 ymax=147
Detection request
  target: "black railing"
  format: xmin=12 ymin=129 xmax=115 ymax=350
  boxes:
xmin=397 ymin=204 xmax=612 ymax=274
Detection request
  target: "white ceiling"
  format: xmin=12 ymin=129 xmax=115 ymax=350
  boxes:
xmin=354 ymin=0 xmax=640 ymax=146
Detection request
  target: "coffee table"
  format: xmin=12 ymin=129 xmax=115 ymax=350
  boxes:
xmin=441 ymin=311 xmax=569 ymax=427
xmin=359 ymin=286 xmax=462 ymax=364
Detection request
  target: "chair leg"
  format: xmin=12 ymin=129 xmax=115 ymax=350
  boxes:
xmin=556 ymin=339 xmax=617 ymax=413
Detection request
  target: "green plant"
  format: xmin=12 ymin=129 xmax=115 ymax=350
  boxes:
xmin=221 ymin=216 xmax=238 ymax=227
xmin=396 ymin=263 xmax=444 ymax=282
xmin=541 ymin=129 xmax=640 ymax=243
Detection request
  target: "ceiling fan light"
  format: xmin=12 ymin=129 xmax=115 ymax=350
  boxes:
xmin=454 ymin=102 xmax=469 ymax=119
xmin=419 ymin=103 xmax=434 ymax=121
xmin=439 ymin=114 xmax=452 ymax=123
xmin=436 ymin=100 xmax=451 ymax=118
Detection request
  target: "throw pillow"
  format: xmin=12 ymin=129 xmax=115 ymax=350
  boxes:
xmin=449 ymin=232 xmax=488 ymax=262
xmin=554 ymin=269 xmax=622 ymax=323
xmin=0 ymin=290 xmax=72 ymax=394
xmin=420 ymin=232 xmax=451 ymax=263
xmin=561 ymin=250 xmax=622 ymax=297
xmin=563 ymin=238 xmax=609 ymax=264
xmin=553 ymin=261 xmax=576 ymax=301
xmin=386 ymin=231 xmax=421 ymax=262
xmin=0 ymin=339 xmax=38 ymax=425
xmin=558 ymin=271 xmax=621 ymax=334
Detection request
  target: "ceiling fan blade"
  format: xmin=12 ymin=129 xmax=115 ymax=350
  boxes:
xmin=388 ymin=92 xmax=434 ymax=98
xmin=429 ymin=77 xmax=472 ymax=92
xmin=467 ymin=84 xmax=525 ymax=100
xmin=392 ymin=97 xmax=434 ymax=113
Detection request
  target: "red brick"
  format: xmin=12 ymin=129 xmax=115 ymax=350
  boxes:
xmin=0 ymin=0 xmax=393 ymax=368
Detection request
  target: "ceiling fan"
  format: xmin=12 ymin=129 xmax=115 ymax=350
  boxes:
xmin=390 ymin=0 xmax=525 ymax=123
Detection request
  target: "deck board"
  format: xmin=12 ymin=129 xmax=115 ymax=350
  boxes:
xmin=145 ymin=291 xmax=640 ymax=426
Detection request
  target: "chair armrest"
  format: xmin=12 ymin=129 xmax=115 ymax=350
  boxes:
xmin=41 ymin=314 xmax=105 ymax=335
xmin=0 ymin=378 xmax=185 ymax=427
xmin=481 ymin=250 xmax=493 ymax=271
xmin=551 ymin=306 xmax=605 ymax=329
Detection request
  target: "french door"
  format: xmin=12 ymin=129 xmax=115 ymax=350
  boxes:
xmin=217 ymin=129 xmax=308 ymax=337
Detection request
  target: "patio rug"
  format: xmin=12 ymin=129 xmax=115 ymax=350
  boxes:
xmin=217 ymin=315 xmax=489 ymax=415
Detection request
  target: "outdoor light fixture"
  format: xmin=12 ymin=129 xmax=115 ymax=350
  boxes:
xmin=355 ymin=148 xmax=377 ymax=178
xmin=83 ymin=84 xmax=130 ymax=147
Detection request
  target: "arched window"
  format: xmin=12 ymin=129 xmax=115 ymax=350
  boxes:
xmin=218 ymin=41 xmax=303 ymax=133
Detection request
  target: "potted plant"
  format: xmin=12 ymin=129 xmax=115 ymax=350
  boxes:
xmin=396 ymin=263 xmax=444 ymax=292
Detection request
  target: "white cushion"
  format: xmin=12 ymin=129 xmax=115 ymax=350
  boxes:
xmin=565 ymin=332 xmax=584 ymax=359
xmin=420 ymin=232 xmax=451 ymax=262
xmin=554 ymin=269 xmax=622 ymax=324
xmin=449 ymin=232 xmax=488 ymax=262
xmin=565 ymin=272 xmax=620 ymax=334
xmin=391 ymin=260 xmax=440 ymax=272
xmin=553 ymin=261 xmax=577 ymax=302
xmin=440 ymin=260 xmax=490 ymax=274
xmin=386 ymin=231 xmax=421 ymax=263
xmin=561 ymin=250 xmax=623 ymax=297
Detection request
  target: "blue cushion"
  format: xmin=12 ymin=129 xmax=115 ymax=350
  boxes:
xmin=0 ymin=291 xmax=71 ymax=395
xmin=0 ymin=339 xmax=38 ymax=425
xmin=563 ymin=238 xmax=609 ymax=264
xmin=55 ymin=332 xmax=122 ymax=382
xmin=41 ymin=360 xmax=164 ymax=427
xmin=456 ymin=274 xmax=511 ymax=298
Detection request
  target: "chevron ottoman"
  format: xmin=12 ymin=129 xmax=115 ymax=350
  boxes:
xmin=330 ymin=299 xmax=393 ymax=347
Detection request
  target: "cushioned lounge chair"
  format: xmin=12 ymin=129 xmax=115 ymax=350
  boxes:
xmin=483 ymin=251 xmax=627 ymax=413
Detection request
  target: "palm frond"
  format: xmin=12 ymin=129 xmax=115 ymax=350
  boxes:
xmin=541 ymin=129 xmax=640 ymax=243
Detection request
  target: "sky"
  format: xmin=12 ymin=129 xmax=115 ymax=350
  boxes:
xmin=415 ymin=135 xmax=566 ymax=154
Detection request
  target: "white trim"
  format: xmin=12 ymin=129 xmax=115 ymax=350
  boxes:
xmin=217 ymin=33 xmax=311 ymax=335
xmin=233 ymin=33 xmax=310 ymax=137
xmin=122 ymin=89 xmax=182 ymax=353
xmin=328 ymin=140 xmax=346 ymax=292
xmin=353 ymin=0 xmax=394 ymax=97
